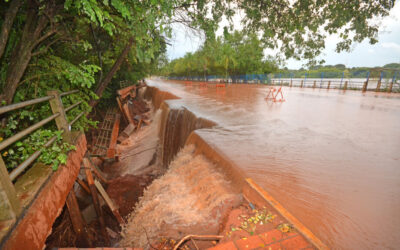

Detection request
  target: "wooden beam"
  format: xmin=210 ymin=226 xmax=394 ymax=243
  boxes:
xmin=87 ymin=156 xmax=109 ymax=184
xmin=76 ymin=178 xmax=90 ymax=194
xmin=94 ymin=179 xmax=125 ymax=225
xmin=116 ymin=96 xmax=128 ymax=123
xmin=117 ymin=85 xmax=136 ymax=100
xmin=0 ymin=156 xmax=21 ymax=216
xmin=122 ymin=103 xmax=135 ymax=125
xmin=107 ymin=114 xmax=121 ymax=159
xmin=83 ymin=158 xmax=110 ymax=245
xmin=66 ymin=189 xmax=92 ymax=247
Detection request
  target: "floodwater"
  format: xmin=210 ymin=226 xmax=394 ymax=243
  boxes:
xmin=146 ymin=79 xmax=400 ymax=249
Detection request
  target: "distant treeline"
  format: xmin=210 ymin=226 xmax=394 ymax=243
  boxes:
xmin=158 ymin=30 xmax=278 ymax=78
xmin=277 ymin=63 xmax=400 ymax=79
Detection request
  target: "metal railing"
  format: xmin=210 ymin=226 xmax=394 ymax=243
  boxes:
xmin=0 ymin=90 xmax=84 ymax=215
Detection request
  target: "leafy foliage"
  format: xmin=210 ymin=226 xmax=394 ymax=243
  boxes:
xmin=159 ymin=31 xmax=278 ymax=78
xmin=0 ymin=130 xmax=75 ymax=171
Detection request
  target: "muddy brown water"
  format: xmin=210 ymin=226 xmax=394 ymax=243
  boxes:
xmin=146 ymin=79 xmax=400 ymax=249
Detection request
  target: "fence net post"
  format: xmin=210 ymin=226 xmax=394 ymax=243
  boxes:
xmin=47 ymin=90 xmax=69 ymax=131
xmin=47 ymin=90 xmax=71 ymax=142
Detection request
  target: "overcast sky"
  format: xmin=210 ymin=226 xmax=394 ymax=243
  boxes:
xmin=166 ymin=2 xmax=400 ymax=69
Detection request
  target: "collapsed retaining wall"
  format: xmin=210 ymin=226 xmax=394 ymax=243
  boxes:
xmin=144 ymin=84 xmax=328 ymax=249
xmin=1 ymin=132 xmax=87 ymax=250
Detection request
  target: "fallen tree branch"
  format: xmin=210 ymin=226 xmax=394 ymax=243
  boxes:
xmin=173 ymin=235 xmax=223 ymax=250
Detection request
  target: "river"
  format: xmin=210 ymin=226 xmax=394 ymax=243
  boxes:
xmin=147 ymin=79 xmax=400 ymax=249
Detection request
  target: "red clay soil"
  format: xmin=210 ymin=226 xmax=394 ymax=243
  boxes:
xmin=128 ymin=99 xmax=150 ymax=118
xmin=106 ymin=174 xmax=153 ymax=218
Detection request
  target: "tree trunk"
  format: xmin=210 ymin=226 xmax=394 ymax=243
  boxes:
xmin=2 ymin=0 xmax=54 ymax=104
xmin=90 ymin=36 xmax=135 ymax=107
xmin=0 ymin=0 xmax=23 ymax=59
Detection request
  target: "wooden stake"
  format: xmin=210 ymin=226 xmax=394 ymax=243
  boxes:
xmin=83 ymin=158 xmax=110 ymax=245
xmin=66 ymin=189 xmax=92 ymax=247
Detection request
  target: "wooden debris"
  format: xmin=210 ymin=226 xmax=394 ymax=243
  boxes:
xmin=94 ymin=179 xmax=125 ymax=225
xmin=76 ymin=178 xmax=90 ymax=194
xmin=65 ymin=189 xmax=92 ymax=247
xmin=83 ymin=158 xmax=110 ymax=245
xmin=107 ymin=113 xmax=121 ymax=159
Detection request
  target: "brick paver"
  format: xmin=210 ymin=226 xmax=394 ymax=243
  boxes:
xmin=208 ymin=241 xmax=238 ymax=250
xmin=235 ymin=235 xmax=265 ymax=249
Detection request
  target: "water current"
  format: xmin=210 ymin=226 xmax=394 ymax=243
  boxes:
xmin=147 ymin=79 xmax=400 ymax=249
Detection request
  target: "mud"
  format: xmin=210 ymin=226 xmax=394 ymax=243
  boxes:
xmin=106 ymin=175 xmax=153 ymax=218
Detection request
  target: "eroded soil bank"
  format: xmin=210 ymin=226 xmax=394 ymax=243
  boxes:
xmin=45 ymin=98 xmax=158 ymax=248
xmin=45 ymin=83 xmax=316 ymax=250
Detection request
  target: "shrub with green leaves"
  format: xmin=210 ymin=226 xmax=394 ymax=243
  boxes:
xmin=1 ymin=129 xmax=75 ymax=171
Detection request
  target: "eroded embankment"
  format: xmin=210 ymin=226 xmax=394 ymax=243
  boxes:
xmin=126 ymin=84 xmax=326 ymax=250
xmin=120 ymin=145 xmax=242 ymax=248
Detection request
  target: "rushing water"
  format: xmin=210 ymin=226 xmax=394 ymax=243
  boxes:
xmin=146 ymin=79 xmax=400 ymax=249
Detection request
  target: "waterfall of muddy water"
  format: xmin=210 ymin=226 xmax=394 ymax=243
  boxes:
xmin=159 ymin=101 xmax=216 ymax=167
xmin=145 ymin=79 xmax=400 ymax=249
xmin=120 ymin=145 xmax=242 ymax=248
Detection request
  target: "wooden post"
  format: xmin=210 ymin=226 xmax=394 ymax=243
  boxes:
xmin=0 ymin=156 xmax=21 ymax=216
xmin=313 ymin=81 xmax=316 ymax=88
xmin=376 ymin=80 xmax=382 ymax=92
xmin=300 ymin=80 xmax=304 ymax=88
xmin=83 ymin=158 xmax=110 ymax=245
xmin=47 ymin=90 xmax=69 ymax=131
xmin=47 ymin=90 xmax=71 ymax=142
xmin=290 ymin=79 xmax=293 ymax=87
xmin=107 ymin=114 xmax=120 ymax=159
xmin=122 ymin=103 xmax=135 ymax=125
xmin=362 ymin=81 xmax=368 ymax=92
xmin=327 ymin=81 xmax=331 ymax=89
xmin=66 ymin=189 xmax=92 ymax=247
xmin=343 ymin=81 xmax=348 ymax=91
xmin=115 ymin=96 xmax=127 ymax=123
xmin=388 ymin=81 xmax=393 ymax=93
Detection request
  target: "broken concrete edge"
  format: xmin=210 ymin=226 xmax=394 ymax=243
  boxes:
xmin=243 ymin=179 xmax=328 ymax=250
xmin=0 ymin=132 xmax=87 ymax=250
xmin=144 ymin=83 xmax=327 ymax=249
xmin=185 ymin=131 xmax=328 ymax=250
xmin=143 ymin=86 xmax=180 ymax=110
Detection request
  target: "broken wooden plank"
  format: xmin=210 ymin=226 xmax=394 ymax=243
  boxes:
xmin=117 ymin=85 xmax=136 ymax=99
xmin=66 ymin=190 xmax=92 ymax=247
xmin=94 ymin=179 xmax=125 ymax=225
xmin=83 ymin=158 xmax=110 ymax=245
xmin=87 ymin=155 xmax=109 ymax=184
xmin=76 ymin=178 xmax=90 ymax=194
xmin=122 ymin=103 xmax=135 ymax=125
xmin=107 ymin=114 xmax=121 ymax=159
